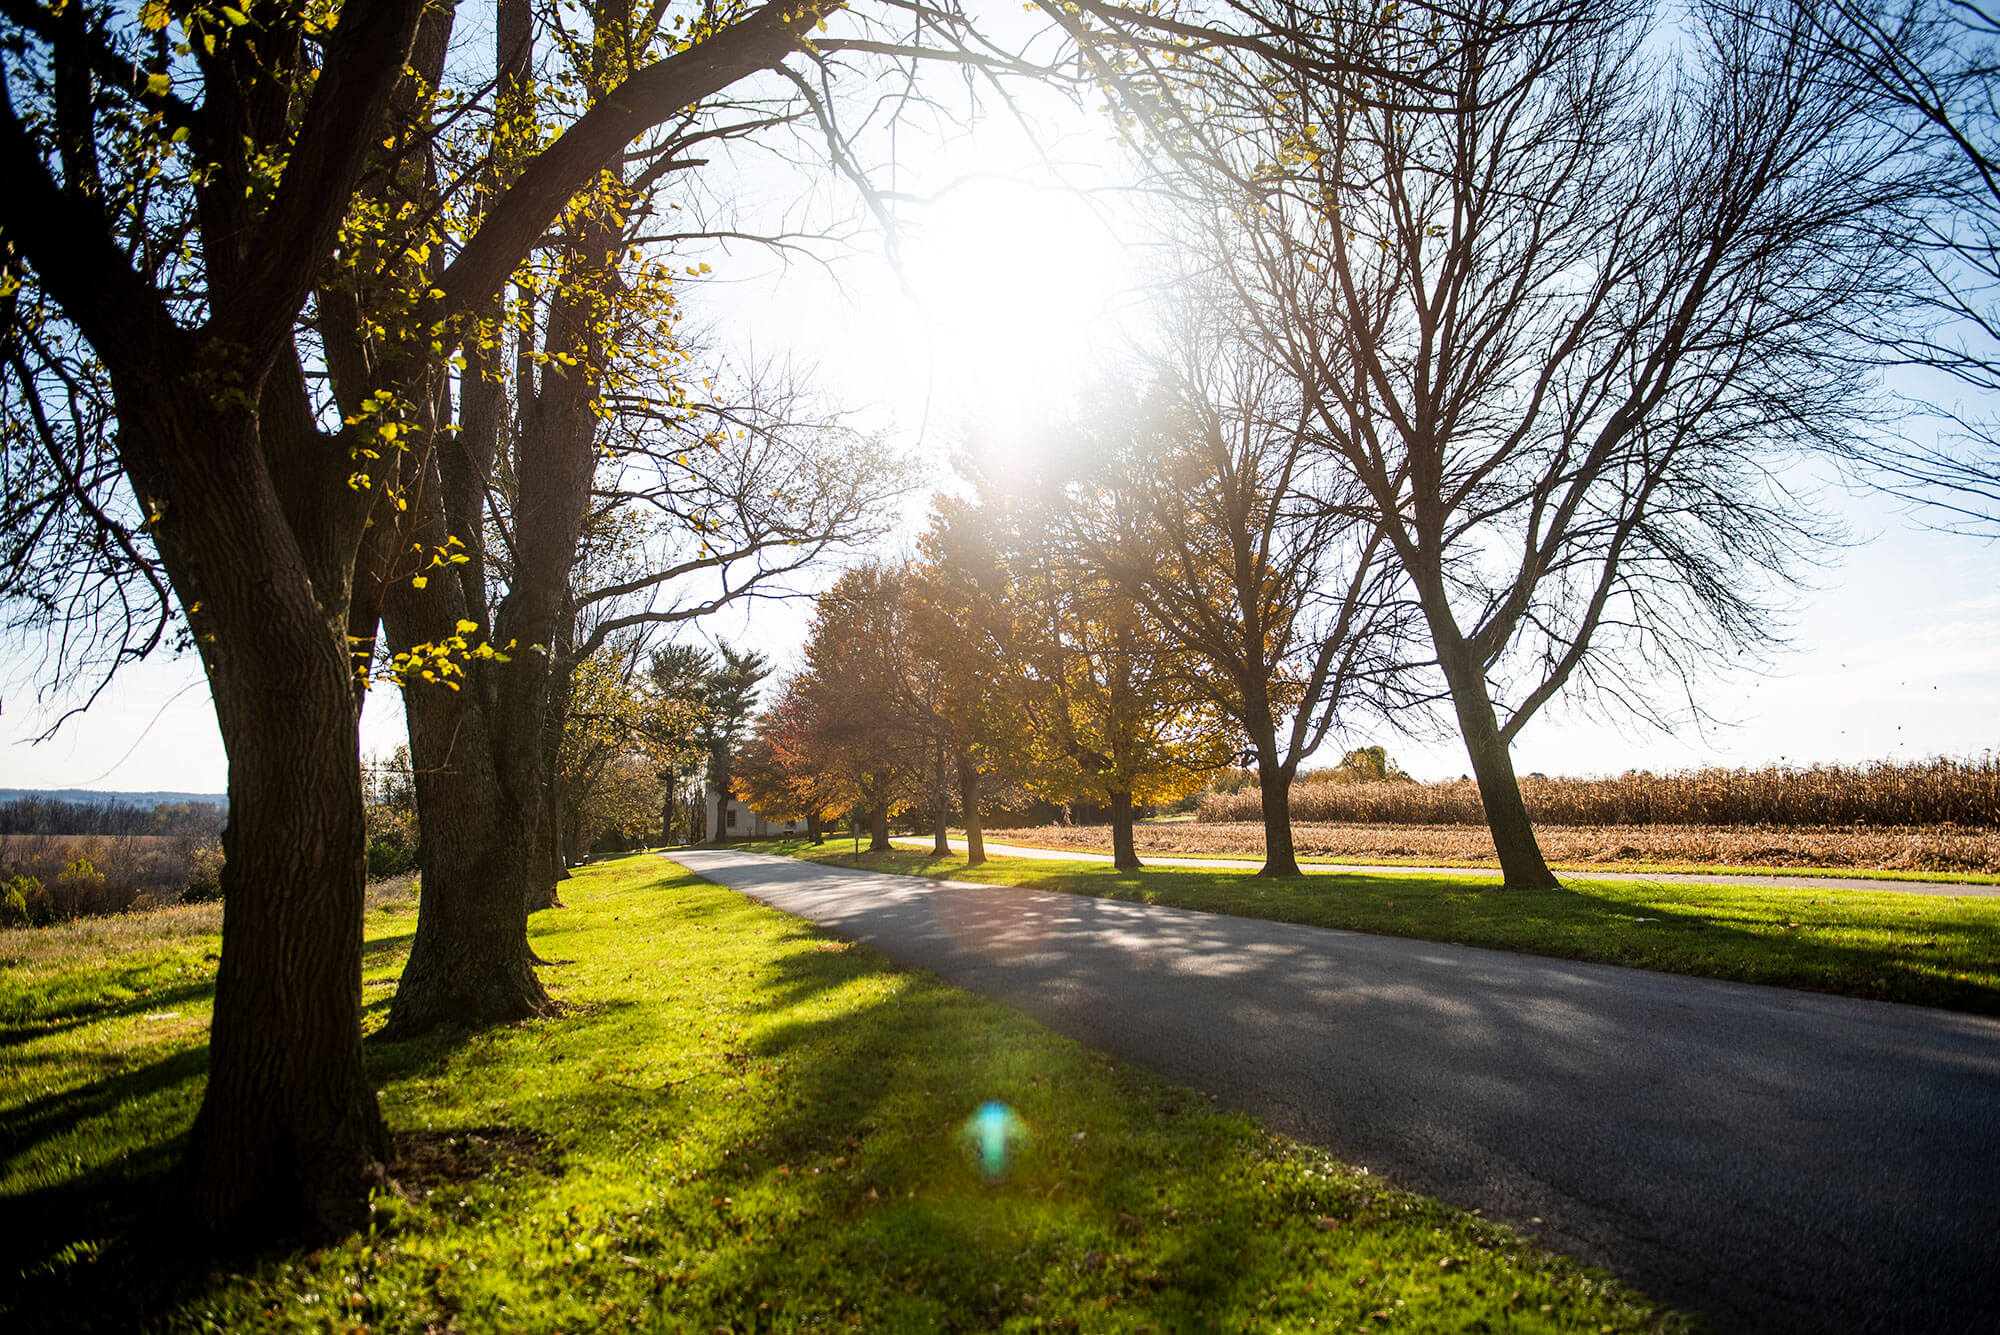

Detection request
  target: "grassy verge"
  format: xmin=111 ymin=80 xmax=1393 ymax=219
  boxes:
xmin=2 ymin=856 xmax=1684 ymax=1333
xmin=776 ymin=843 xmax=2000 ymax=1016
xmin=907 ymin=836 xmax=2000 ymax=885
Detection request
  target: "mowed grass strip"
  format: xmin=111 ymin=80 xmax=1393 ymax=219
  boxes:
xmin=975 ymin=822 xmax=2000 ymax=883
xmin=2 ymin=856 xmax=1683 ymax=1334
xmin=772 ymin=842 xmax=2000 ymax=1015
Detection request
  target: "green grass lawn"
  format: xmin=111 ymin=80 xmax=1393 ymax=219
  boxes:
xmin=773 ymin=842 xmax=2000 ymax=1016
xmin=904 ymin=835 xmax=2000 ymax=886
xmin=2 ymin=856 xmax=1684 ymax=1333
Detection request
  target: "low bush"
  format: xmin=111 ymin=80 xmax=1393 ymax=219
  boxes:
xmin=1 ymin=874 xmax=34 ymax=926
xmin=367 ymin=837 xmax=417 ymax=878
xmin=0 ymin=833 xmax=229 ymax=923
xmin=364 ymin=802 xmax=419 ymax=879
xmin=182 ymin=842 xmax=225 ymax=901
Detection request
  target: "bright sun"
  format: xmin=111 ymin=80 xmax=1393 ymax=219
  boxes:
xmin=908 ymin=179 xmax=1129 ymax=368
xmin=884 ymin=142 xmax=1138 ymax=452
xmin=710 ymin=107 xmax=1141 ymax=464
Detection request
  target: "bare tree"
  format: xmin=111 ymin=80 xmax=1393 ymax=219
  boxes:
xmin=1028 ymin=333 xmax=1422 ymax=877
xmin=1085 ymin=0 xmax=1927 ymax=886
xmin=1756 ymin=0 xmax=2000 ymax=533
xmin=0 ymin=309 xmax=171 ymax=721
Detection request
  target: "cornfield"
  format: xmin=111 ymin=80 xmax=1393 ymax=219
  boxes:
xmin=1194 ymin=756 xmax=2000 ymax=829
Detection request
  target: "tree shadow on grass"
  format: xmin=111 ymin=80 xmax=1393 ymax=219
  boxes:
xmin=523 ymin=919 xmax=1419 ymax=1333
xmin=0 ymin=1045 xmax=207 ymax=1172
xmin=0 ymin=1046 xmax=216 ymax=1333
xmin=903 ymin=855 xmax=2000 ymax=1016
xmin=0 ymin=970 xmax=217 ymax=1049
xmin=361 ymin=930 xmax=416 ymax=960
xmin=1545 ymin=882 xmax=2000 ymax=1014
xmin=0 ymin=1134 xmax=219 ymax=1333
xmin=2 ymin=1116 xmax=570 ymax=1334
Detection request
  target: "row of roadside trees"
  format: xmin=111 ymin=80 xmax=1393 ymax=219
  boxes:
xmin=1 ymin=0 xmax=1995 ymax=1247
xmin=0 ymin=0 xmax=1018 ymax=1236
xmin=741 ymin=0 xmax=2000 ymax=891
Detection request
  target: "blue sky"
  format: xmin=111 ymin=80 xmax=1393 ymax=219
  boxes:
xmin=4 ymin=85 xmax=1995 ymax=793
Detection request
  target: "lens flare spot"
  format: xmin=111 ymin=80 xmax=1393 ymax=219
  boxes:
xmin=960 ymin=1100 xmax=1028 ymax=1182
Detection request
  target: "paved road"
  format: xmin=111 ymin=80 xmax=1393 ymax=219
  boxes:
xmin=668 ymin=848 xmax=2000 ymax=1335
xmin=888 ymin=835 xmax=2000 ymax=897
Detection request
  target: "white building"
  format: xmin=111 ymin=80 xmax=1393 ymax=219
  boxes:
xmin=701 ymin=786 xmax=801 ymax=840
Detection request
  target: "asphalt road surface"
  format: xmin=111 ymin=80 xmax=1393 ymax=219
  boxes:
xmin=667 ymin=848 xmax=2000 ymax=1335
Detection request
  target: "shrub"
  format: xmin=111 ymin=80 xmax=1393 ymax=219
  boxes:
xmin=184 ymin=842 xmax=225 ymax=901
xmin=364 ymin=801 xmax=419 ymax=879
xmin=367 ymin=837 xmax=417 ymax=878
xmin=0 ymin=833 xmax=196 ymax=921
xmin=1 ymin=874 xmax=35 ymax=927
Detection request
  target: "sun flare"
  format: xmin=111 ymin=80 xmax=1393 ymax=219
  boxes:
xmin=894 ymin=172 xmax=1136 ymax=449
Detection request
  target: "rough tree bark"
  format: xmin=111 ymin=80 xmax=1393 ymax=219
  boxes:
xmin=528 ymin=651 xmax=577 ymax=910
xmin=121 ymin=380 xmax=396 ymax=1236
xmin=178 ymin=437 xmax=388 ymax=1234
xmin=1433 ymin=632 xmax=1559 ymax=889
xmin=930 ymin=744 xmax=952 ymax=855
xmin=3 ymin=0 xmax=841 ymax=1223
xmin=374 ymin=334 xmax=569 ymax=1030
xmin=869 ymin=801 xmax=891 ymax=852
xmin=379 ymin=0 xmax=833 ymax=1031
xmin=376 ymin=651 xmax=552 ymax=1036
xmin=957 ymin=750 xmax=985 ymax=866
xmin=1107 ymin=788 xmax=1141 ymax=871
xmin=1241 ymin=679 xmax=1303 ymax=877
xmin=3 ymin=0 xmax=440 ymax=1232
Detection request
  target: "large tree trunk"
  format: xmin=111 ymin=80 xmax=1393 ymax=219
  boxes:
xmin=546 ymin=785 xmax=571 ymax=883
xmin=1254 ymin=765 xmax=1301 ymax=877
xmin=807 ymin=809 xmax=824 ymax=844
xmin=505 ymin=676 xmax=560 ymax=913
xmin=373 ymin=596 xmax=564 ymax=1035
xmin=564 ymin=788 xmax=590 ymax=865
xmin=151 ymin=398 xmax=389 ymax=1238
xmin=378 ymin=666 xmax=553 ymax=1037
xmin=931 ymin=747 xmax=951 ymax=856
xmin=376 ymin=531 xmax=553 ymax=1036
xmin=367 ymin=187 xmax=580 ymax=1024
xmin=1433 ymin=634 xmax=1559 ymax=889
xmin=1108 ymin=788 xmax=1141 ymax=871
xmin=526 ymin=653 xmax=575 ymax=908
xmin=187 ymin=625 xmax=387 ymax=1239
xmin=1244 ymin=700 xmax=1302 ymax=877
xmin=957 ymin=751 xmax=985 ymax=867
xmin=869 ymin=801 xmax=891 ymax=853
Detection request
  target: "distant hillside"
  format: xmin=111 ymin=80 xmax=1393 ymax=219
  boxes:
xmin=0 ymin=788 xmax=228 ymax=809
